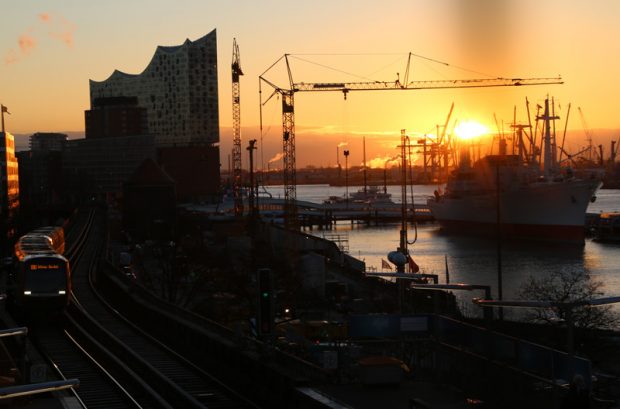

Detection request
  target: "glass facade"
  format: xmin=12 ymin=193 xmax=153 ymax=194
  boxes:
xmin=89 ymin=30 xmax=219 ymax=147
xmin=1 ymin=131 xmax=19 ymax=247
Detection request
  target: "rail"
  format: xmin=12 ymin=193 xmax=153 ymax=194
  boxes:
xmin=0 ymin=379 xmax=79 ymax=400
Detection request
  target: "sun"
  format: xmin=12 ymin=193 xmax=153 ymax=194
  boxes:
xmin=454 ymin=120 xmax=489 ymax=140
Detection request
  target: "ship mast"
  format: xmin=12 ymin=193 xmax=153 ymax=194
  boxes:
xmin=363 ymin=136 xmax=367 ymax=194
xmin=539 ymin=97 xmax=560 ymax=179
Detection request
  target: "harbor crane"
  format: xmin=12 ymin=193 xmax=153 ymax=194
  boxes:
xmin=259 ymin=53 xmax=563 ymax=229
xmin=232 ymin=39 xmax=244 ymax=216
xmin=577 ymin=106 xmax=599 ymax=164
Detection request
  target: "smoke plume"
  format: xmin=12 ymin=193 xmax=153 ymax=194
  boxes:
xmin=268 ymin=152 xmax=284 ymax=163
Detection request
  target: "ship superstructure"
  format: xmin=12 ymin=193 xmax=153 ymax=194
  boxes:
xmin=428 ymin=98 xmax=602 ymax=243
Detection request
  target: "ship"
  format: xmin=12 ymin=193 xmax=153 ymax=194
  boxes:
xmin=594 ymin=212 xmax=620 ymax=242
xmin=323 ymin=185 xmax=393 ymax=205
xmin=325 ymin=136 xmax=394 ymax=205
xmin=427 ymin=98 xmax=602 ymax=243
xmin=349 ymin=185 xmax=393 ymax=203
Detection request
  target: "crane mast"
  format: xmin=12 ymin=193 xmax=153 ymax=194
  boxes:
xmin=232 ymin=39 xmax=244 ymax=216
xmin=260 ymin=54 xmax=563 ymax=230
xmin=281 ymin=91 xmax=297 ymax=228
xmin=578 ymin=106 xmax=596 ymax=163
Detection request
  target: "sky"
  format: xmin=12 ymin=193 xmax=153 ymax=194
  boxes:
xmin=2 ymin=0 xmax=620 ymax=169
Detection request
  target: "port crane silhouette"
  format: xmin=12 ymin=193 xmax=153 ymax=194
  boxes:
xmin=259 ymin=53 xmax=563 ymax=229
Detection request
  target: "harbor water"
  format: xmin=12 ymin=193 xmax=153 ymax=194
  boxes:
xmin=264 ymin=184 xmax=620 ymax=322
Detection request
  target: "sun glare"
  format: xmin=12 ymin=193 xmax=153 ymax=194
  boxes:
xmin=454 ymin=120 xmax=488 ymax=140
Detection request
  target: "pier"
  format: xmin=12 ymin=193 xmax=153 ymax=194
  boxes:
xmin=206 ymin=197 xmax=435 ymax=228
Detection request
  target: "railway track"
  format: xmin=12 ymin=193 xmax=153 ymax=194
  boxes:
xmin=31 ymin=207 xmax=256 ymax=408
xmin=31 ymin=322 xmax=148 ymax=409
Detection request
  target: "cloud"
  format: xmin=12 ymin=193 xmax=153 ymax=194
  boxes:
xmin=4 ymin=12 xmax=76 ymax=65
xmin=49 ymin=30 xmax=74 ymax=47
xmin=4 ymin=49 xmax=19 ymax=64
xmin=18 ymin=34 xmax=36 ymax=54
xmin=49 ymin=15 xmax=76 ymax=47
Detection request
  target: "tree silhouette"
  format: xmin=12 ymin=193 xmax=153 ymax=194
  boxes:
xmin=518 ymin=270 xmax=620 ymax=330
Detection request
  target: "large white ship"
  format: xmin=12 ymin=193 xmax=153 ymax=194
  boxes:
xmin=428 ymin=98 xmax=602 ymax=243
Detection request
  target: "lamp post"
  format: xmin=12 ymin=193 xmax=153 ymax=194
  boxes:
xmin=496 ymin=161 xmax=504 ymax=320
xmin=247 ymin=139 xmax=257 ymax=217
xmin=336 ymin=145 xmax=340 ymax=167
xmin=343 ymin=149 xmax=350 ymax=208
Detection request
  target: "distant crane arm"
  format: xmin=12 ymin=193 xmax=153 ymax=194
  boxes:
xmin=293 ymin=76 xmax=563 ymax=96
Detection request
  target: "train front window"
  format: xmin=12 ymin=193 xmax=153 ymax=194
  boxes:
xmin=25 ymin=268 xmax=67 ymax=293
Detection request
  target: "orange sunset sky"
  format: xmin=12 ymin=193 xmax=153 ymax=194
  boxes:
xmin=2 ymin=0 xmax=619 ymax=170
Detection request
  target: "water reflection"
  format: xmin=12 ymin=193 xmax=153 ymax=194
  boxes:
xmin=313 ymin=221 xmax=619 ymax=321
xmin=269 ymin=184 xmax=620 ymax=323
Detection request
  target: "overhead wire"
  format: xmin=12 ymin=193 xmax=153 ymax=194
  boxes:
xmin=287 ymin=52 xmax=505 ymax=86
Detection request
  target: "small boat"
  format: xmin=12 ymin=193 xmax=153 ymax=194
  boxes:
xmin=594 ymin=212 xmax=620 ymax=242
xmin=324 ymin=135 xmax=394 ymax=205
xmin=349 ymin=185 xmax=393 ymax=204
xmin=323 ymin=195 xmax=350 ymax=205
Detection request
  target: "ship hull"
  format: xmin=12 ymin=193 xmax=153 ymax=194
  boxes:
xmin=428 ymin=179 xmax=601 ymax=243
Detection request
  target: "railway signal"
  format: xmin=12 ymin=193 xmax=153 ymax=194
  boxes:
xmin=257 ymin=268 xmax=274 ymax=337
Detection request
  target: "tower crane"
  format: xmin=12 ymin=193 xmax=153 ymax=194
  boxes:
xmin=577 ymin=106 xmax=597 ymax=163
xmin=436 ymin=102 xmax=454 ymax=181
xmin=232 ymin=39 xmax=244 ymax=216
xmin=259 ymin=53 xmax=563 ymax=229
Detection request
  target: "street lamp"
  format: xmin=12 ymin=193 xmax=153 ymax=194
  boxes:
xmin=343 ymin=149 xmax=350 ymax=208
xmin=247 ymin=139 xmax=258 ymax=217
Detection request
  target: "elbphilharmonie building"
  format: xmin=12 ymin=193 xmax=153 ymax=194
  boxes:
xmin=89 ymin=29 xmax=219 ymax=147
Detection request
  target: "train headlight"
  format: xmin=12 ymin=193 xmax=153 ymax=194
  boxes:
xmin=24 ymin=291 xmax=32 ymax=295
xmin=58 ymin=290 xmax=66 ymax=295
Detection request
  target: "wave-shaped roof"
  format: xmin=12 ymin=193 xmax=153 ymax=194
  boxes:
xmin=90 ymin=29 xmax=216 ymax=84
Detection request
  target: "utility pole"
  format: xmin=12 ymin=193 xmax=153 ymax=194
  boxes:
xmin=496 ymin=162 xmax=503 ymax=320
xmin=397 ymin=130 xmax=409 ymax=313
xmin=247 ymin=139 xmax=257 ymax=218
xmin=399 ymin=130 xmax=409 ymax=257
xmin=344 ymin=150 xmax=350 ymax=209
